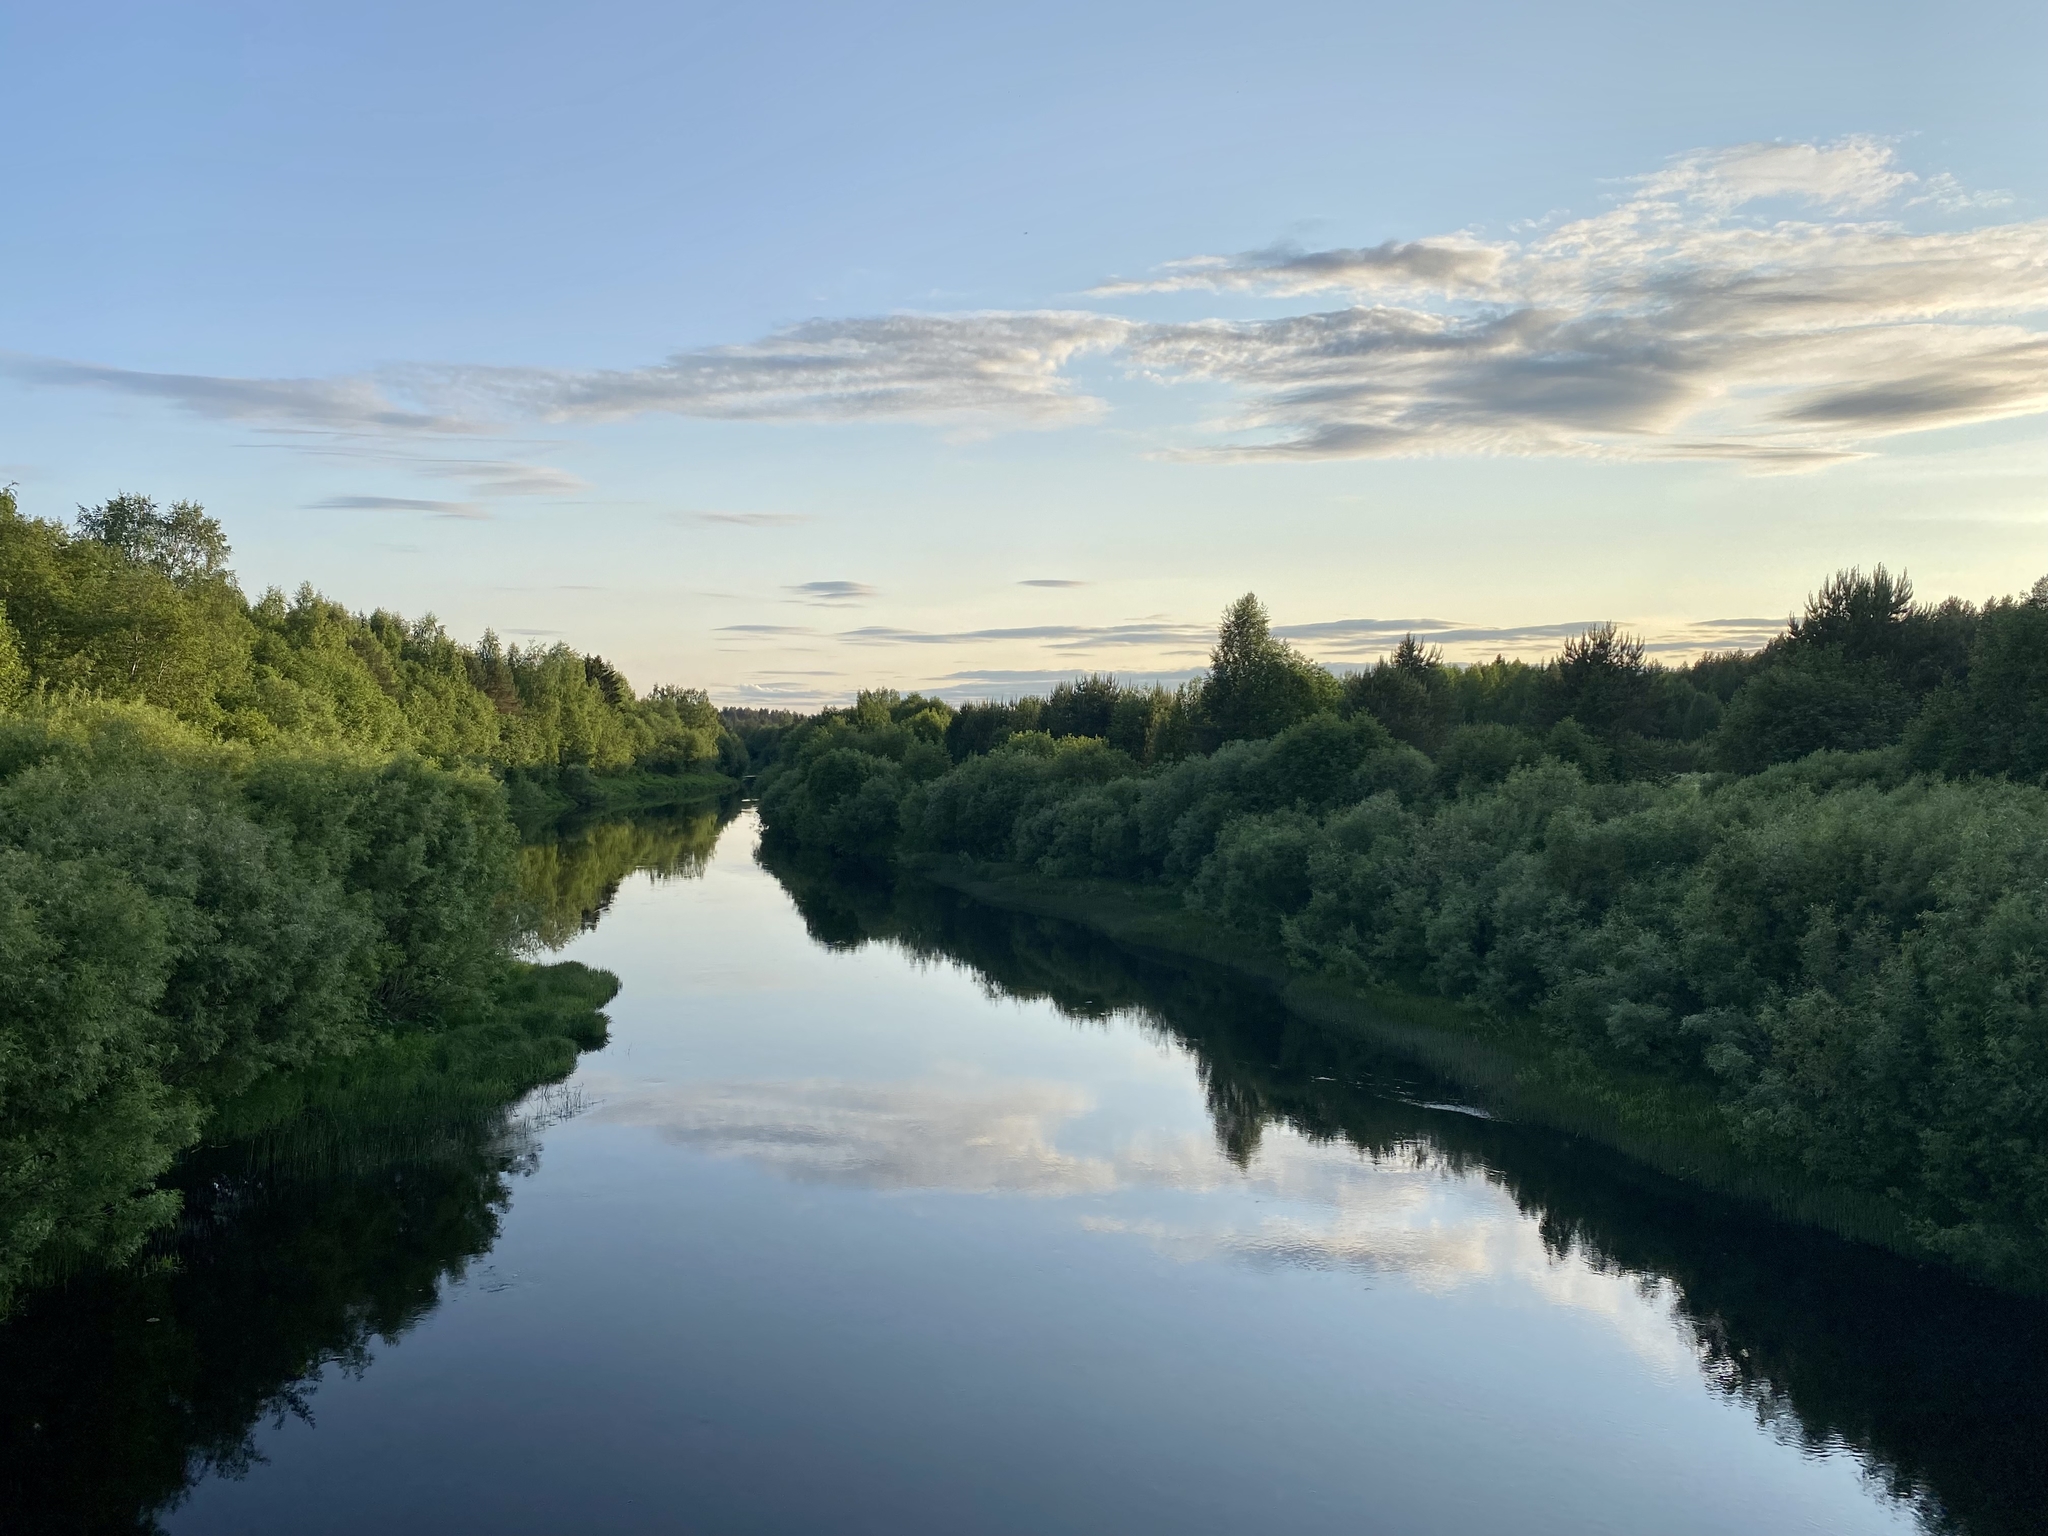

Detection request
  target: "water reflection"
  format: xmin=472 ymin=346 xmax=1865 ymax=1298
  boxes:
xmin=3 ymin=813 xmax=2043 ymax=1536
xmin=517 ymin=804 xmax=731 ymax=949
xmin=0 ymin=808 xmax=734 ymax=1536
xmin=0 ymin=1092 xmax=568 ymax=1533
xmin=759 ymin=842 xmax=2048 ymax=1536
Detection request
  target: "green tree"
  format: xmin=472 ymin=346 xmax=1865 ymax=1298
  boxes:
xmin=0 ymin=606 xmax=26 ymax=708
xmin=1200 ymin=594 xmax=1340 ymax=743
xmin=1342 ymin=634 xmax=1455 ymax=751
xmin=1545 ymin=623 xmax=1652 ymax=736
xmin=74 ymin=494 xmax=231 ymax=586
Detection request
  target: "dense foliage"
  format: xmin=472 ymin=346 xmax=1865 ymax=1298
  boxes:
xmin=757 ymin=569 xmax=2048 ymax=1284
xmin=0 ymin=488 xmax=742 ymax=781
xmin=0 ymin=489 xmax=736 ymax=1308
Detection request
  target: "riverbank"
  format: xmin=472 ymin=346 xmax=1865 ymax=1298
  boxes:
xmin=504 ymin=764 xmax=740 ymax=836
xmin=910 ymin=852 xmax=1933 ymax=1273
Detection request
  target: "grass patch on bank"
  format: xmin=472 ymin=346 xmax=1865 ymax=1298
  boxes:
xmin=204 ymin=960 xmax=620 ymax=1176
xmin=504 ymin=764 xmax=738 ymax=838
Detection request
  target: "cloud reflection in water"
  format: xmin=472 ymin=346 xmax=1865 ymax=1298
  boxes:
xmin=581 ymin=1069 xmax=1699 ymax=1375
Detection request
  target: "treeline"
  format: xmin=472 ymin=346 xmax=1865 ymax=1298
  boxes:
xmin=936 ymin=571 xmax=2048 ymax=782
xmin=0 ymin=490 xmax=745 ymax=786
xmin=0 ymin=489 xmax=734 ymax=1308
xmin=755 ymin=570 xmax=2048 ymax=1286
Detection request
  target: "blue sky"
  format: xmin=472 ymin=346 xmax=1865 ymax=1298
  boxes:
xmin=3 ymin=0 xmax=2044 ymax=702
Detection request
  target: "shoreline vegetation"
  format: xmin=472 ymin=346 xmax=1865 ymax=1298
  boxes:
xmin=7 ymin=478 xmax=2047 ymax=1303
xmin=909 ymin=855 xmax=1918 ymax=1256
xmin=16 ymin=821 xmax=2044 ymax=1536
xmin=753 ymin=575 xmax=2048 ymax=1291
xmin=751 ymin=842 xmax=2048 ymax=1536
xmin=0 ymin=489 xmax=743 ymax=1311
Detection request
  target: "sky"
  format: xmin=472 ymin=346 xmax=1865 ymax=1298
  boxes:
xmin=2 ymin=0 xmax=2044 ymax=703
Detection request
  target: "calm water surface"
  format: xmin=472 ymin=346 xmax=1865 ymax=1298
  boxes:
xmin=13 ymin=810 xmax=2047 ymax=1534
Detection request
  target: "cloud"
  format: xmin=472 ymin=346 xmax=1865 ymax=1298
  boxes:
xmin=239 ymin=438 xmax=587 ymax=507
xmin=933 ymin=667 xmax=1208 ymax=699
xmin=721 ymin=610 xmax=1790 ymax=676
xmin=4 ymin=354 xmax=475 ymax=433
xmin=693 ymin=511 xmax=813 ymax=527
xmin=1087 ymin=136 xmax=2048 ymax=465
xmin=1634 ymin=136 xmax=1917 ymax=212
xmin=788 ymin=580 xmax=876 ymax=605
xmin=570 ymin=1065 xmax=1698 ymax=1368
xmin=12 ymin=140 xmax=2042 ymax=468
xmin=5 ymin=312 xmax=1126 ymax=437
xmin=841 ymin=620 xmax=1212 ymax=651
xmin=1093 ymin=238 xmax=1507 ymax=298
xmin=1019 ymin=578 xmax=1089 ymax=587
xmin=406 ymin=311 xmax=1127 ymax=427
xmin=413 ymin=458 xmax=586 ymax=497
xmin=1117 ymin=143 xmax=2048 ymax=464
xmin=583 ymin=1075 xmax=1116 ymax=1195
xmin=1273 ymin=615 xmax=1790 ymax=662
xmin=305 ymin=494 xmax=489 ymax=520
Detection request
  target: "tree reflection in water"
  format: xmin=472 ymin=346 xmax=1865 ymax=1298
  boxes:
xmin=517 ymin=803 xmax=731 ymax=950
xmin=2 ymin=814 xmax=2041 ymax=1536
xmin=0 ymin=807 xmax=733 ymax=1536
xmin=762 ymin=843 xmax=2048 ymax=1536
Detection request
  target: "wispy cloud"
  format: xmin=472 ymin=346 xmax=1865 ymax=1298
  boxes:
xmin=788 ymin=580 xmax=877 ymax=605
xmin=1019 ymin=578 xmax=1089 ymax=587
xmin=305 ymin=494 xmax=489 ymax=520
xmin=5 ymin=354 xmax=478 ymax=433
xmin=842 ymin=621 xmax=1212 ymax=652
xmin=1120 ymin=138 xmax=2048 ymax=465
xmin=694 ymin=511 xmax=813 ymax=527
xmin=727 ymin=611 xmax=1792 ymax=671
xmin=11 ymin=140 xmax=2042 ymax=468
xmin=405 ymin=311 xmax=1126 ymax=427
xmin=250 ymin=439 xmax=585 ymax=507
xmin=933 ymin=667 xmax=1208 ymax=699
xmin=414 ymin=458 xmax=585 ymax=497
xmin=1273 ymin=615 xmax=1790 ymax=661
xmin=1092 ymin=238 xmax=1506 ymax=299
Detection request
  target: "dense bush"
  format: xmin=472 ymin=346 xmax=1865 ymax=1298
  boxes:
xmin=0 ymin=488 xmax=725 ymax=1309
xmin=0 ymin=702 xmax=541 ymax=1304
xmin=0 ymin=489 xmax=740 ymax=778
xmin=757 ymin=568 xmax=2048 ymax=1283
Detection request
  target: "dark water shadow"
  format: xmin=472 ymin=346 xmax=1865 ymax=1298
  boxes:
xmin=0 ymin=1092 xmax=573 ymax=1534
xmin=0 ymin=807 xmax=738 ymax=1536
xmin=758 ymin=841 xmax=2048 ymax=1536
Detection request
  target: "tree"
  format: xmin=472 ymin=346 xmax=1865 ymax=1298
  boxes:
xmin=1200 ymin=594 xmax=1340 ymax=743
xmin=1789 ymin=566 xmax=1914 ymax=657
xmin=1044 ymin=675 xmax=1120 ymax=740
xmin=74 ymin=495 xmax=231 ymax=587
xmin=1342 ymin=633 xmax=1454 ymax=752
xmin=0 ymin=606 xmax=26 ymax=708
xmin=1546 ymin=623 xmax=1652 ymax=736
xmin=1713 ymin=646 xmax=1910 ymax=771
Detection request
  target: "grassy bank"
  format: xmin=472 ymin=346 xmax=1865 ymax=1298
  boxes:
xmin=204 ymin=959 xmax=619 ymax=1177
xmin=502 ymin=764 xmax=739 ymax=837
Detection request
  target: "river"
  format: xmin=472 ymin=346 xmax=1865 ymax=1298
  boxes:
xmin=7 ymin=808 xmax=2045 ymax=1534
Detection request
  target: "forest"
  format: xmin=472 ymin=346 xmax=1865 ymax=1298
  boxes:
xmin=0 ymin=489 xmax=743 ymax=1310
xmin=755 ymin=569 xmax=2048 ymax=1287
